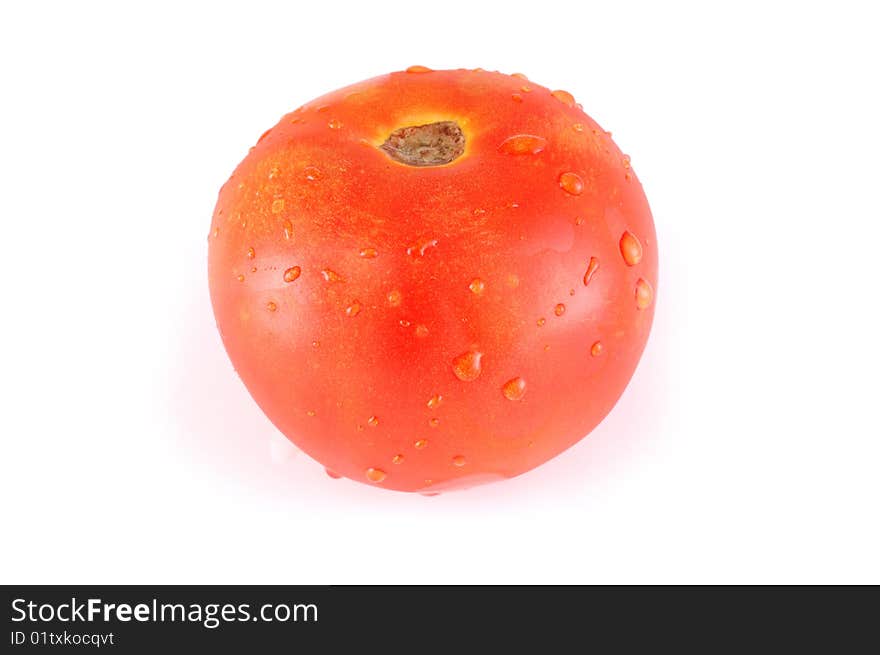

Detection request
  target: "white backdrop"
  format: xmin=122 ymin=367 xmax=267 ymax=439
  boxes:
xmin=1 ymin=1 xmax=878 ymax=584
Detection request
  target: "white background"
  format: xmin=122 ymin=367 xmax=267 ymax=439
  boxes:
xmin=1 ymin=1 xmax=878 ymax=584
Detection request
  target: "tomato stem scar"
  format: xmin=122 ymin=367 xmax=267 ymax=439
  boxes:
xmin=380 ymin=121 xmax=465 ymax=166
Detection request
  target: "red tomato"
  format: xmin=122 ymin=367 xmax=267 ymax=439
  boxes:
xmin=208 ymin=67 xmax=657 ymax=492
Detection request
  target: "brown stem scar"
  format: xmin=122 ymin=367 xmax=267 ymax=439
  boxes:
xmin=380 ymin=121 xmax=465 ymax=166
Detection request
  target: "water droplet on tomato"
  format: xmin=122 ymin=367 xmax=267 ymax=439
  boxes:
xmin=406 ymin=65 xmax=433 ymax=73
xmin=392 ymin=454 xmax=404 ymax=465
xmin=551 ymin=89 xmax=576 ymax=107
xmin=427 ymin=394 xmax=443 ymax=409
xmin=303 ymin=166 xmax=321 ymax=181
xmin=399 ymin=319 xmax=411 ymax=328
xmin=452 ymin=455 xmax=467 ymax=467
xmin=365 ymin=467 xmax=387 ymax=483
xmin=554 ymin=303 xmax=566 ymax=317
xmin=271 ymin=198 xmax=285 ymax=214
xmin=367 ymin=415 xmax=379 ymax=427
xmin=307 ymin=410 xmax=316 ymax=417
xmin=327 ymin=118 xmax=343 ymax=130
xmin=345 ymin=300 xmax=361 ymax=317
xmin=406 ymin=237 xmax=438 ymax=258
xmin=502 ymin=377 xmax=527 ymax=401
xmin=620 ymin=231 xmax=643 ymax=266
xmin=499 ymin=134 xmax=547 ymax=155
xmin=428 ymin=418 xmax=440 ymax=428
xmin=511 ymin=72 xmax=528 ymax=80
xmin=266 ymin=301 xmax=277 ymax=312
xmin=414 ymin=439 xmax=428 ymax=450
xmin=414 ymin=324 xmax=429 ymax=338
xmin=622 ymin=154 xmax=631 ymax=169
xmin=325 ymin=468 xmax=342 ymax=479
xmin=573 ymin=123 xmax=585 ymax=132
xmin=536 ymin=317 xmax=546 ymax=327
xmin=511 ymin=93 xmax=523 ymax=102
xmin=559 ymin=172 xmax=584 ymax=195
xmin=246 ymin=247 xmax=256 ymax=259
xmin=236 ymin=274 xmax=245 ymax=282
xmin=469 ymin=278 xmax=486 ymax=295
xmin=521 ymin=85 xmax=532 ymax=93
xmin=358 ymin=247 xmax=378 ymax=259
xmin=591 ymin=341 xmax=604 ymax=357
xmin=321 ymin=268 xmax=344 ymax=282
xmin=452 ymin=351 xmax=483 ymax=382
xmin=387 ymin=290 xmax=402 ymax=306
xmin=283 ymin=266 xmax=301 ymax=283
xmin=635 ymin=278 xmax=654 ymax=309
xmin=282 ymin=219 xmax=293 ymax=240
xmin=581 ymin=259 xmax=599 ymax=288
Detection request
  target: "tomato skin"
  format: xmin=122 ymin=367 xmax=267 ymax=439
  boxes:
xmin=208 ymin=68 xmax=657 ymax=492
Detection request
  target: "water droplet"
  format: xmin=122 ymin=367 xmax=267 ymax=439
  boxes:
xmin=282 ymin=219 xmax=293 ymax=240
xmin=266 ymin=301 xmax=277 ymax=312
xmin=399 ymin=319 xmax=411 ymax=328
xmin=268 ymin=166 xmax=280 ymax=179
xmin=521 ymin=85 xmax=532 ymax=93
xmin=367 ymin=415 xmax=379 ymax=427
xmin=428 ymin=418 xmax=440 ymax=428
xmin=544 ymin=344 xmax=551 ymax=351
xmin=635 ymin=278 xmax=654 ymax=309
xmin=316 ymin=105 xmax=330 ymax=113
xmin=573 ymin=123 xmax=585 ymax=132
xmin=511 ymin=72 xmax=528 ymax=80
xmin=406 ymin=65 xmax=433 ymax=73
xmin=307 ymin=410 xmax=316 ymax=417
xmin=502 ymin=377 xmax=527 ymax=401
xmin=536 ymin=317 xmax=546 ymax=327
xmin=591 ymin=341 xmax=604 ymax=357
xmin=236 ymin=274 xmax=245 ymax=282
xmin=583 ymin=257 xmax=599 ymax=286
xmin=271 ymin=198 xmax=285 ymax=214
xmin=321 ymin=268 xmax=344 ymax=282
xmin=469 ymin=278 xmax=486 ymax=295
xmin=365 ymin=467 xmax=387 ymax=483
xmin=473 ymin=208 xmax=486 ymax=217
xmin=358 ymin=247 xmax=378 ymax=259
xmin=392 ymin=454 xmax=404 ymax=464
xmin=575 ymin=217 xmax=585 ymax=226
xmin=212 ymin=227 xmax=220 ymax=238
xmin=622 ymin=154 xmax=631 ymax=169
xmin=325 ymin=468 xmax=342 ymax=479
xmin=554 ymin=303 xmax=566 ymax=317
xmin=551 ymin=89 xmax=576 ymax=107
xmin=559 ymin=172 xmax=584 ymax=195
xmin=251 ymin=266 xmax=257 ymax=273
xmin=511 ymin=93 xmax=523 ymax=102
xmin=406 ymin=237 xmax=438 ymax=258
xmin=452 ymin=455 xmax=467 ymax=467
xmin=427 ymin=394 xmax=443 ymax=409
xmin=620 ymin=231 xmax=643 ymax=266
xmin=328 ymin=118 xmax=343 ymax=129
xmin=387 ymin=290 xmax=402 ymax=307
xmin=283 ymin=266 xmax=301 ymax=283
xmin=303 ymin=166 xmax=322 ymax=181
xmin=414 ymin=324 xmax=429 ymax=338
xmin=414 ymin=439 xmax=428 ymax=450
xmin=499 ymin=134 xmax=547 ymax=155
xmin=452 ymin=351 xmax=483 ymax=382
xmin=246 ymin=247 xmax=255 ymax=259
xmin=345 ymin=300 xmax=361 ymax=317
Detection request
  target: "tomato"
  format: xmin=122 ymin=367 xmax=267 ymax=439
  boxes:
xmin=208 ymin=67 xmax=657 ymax=493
